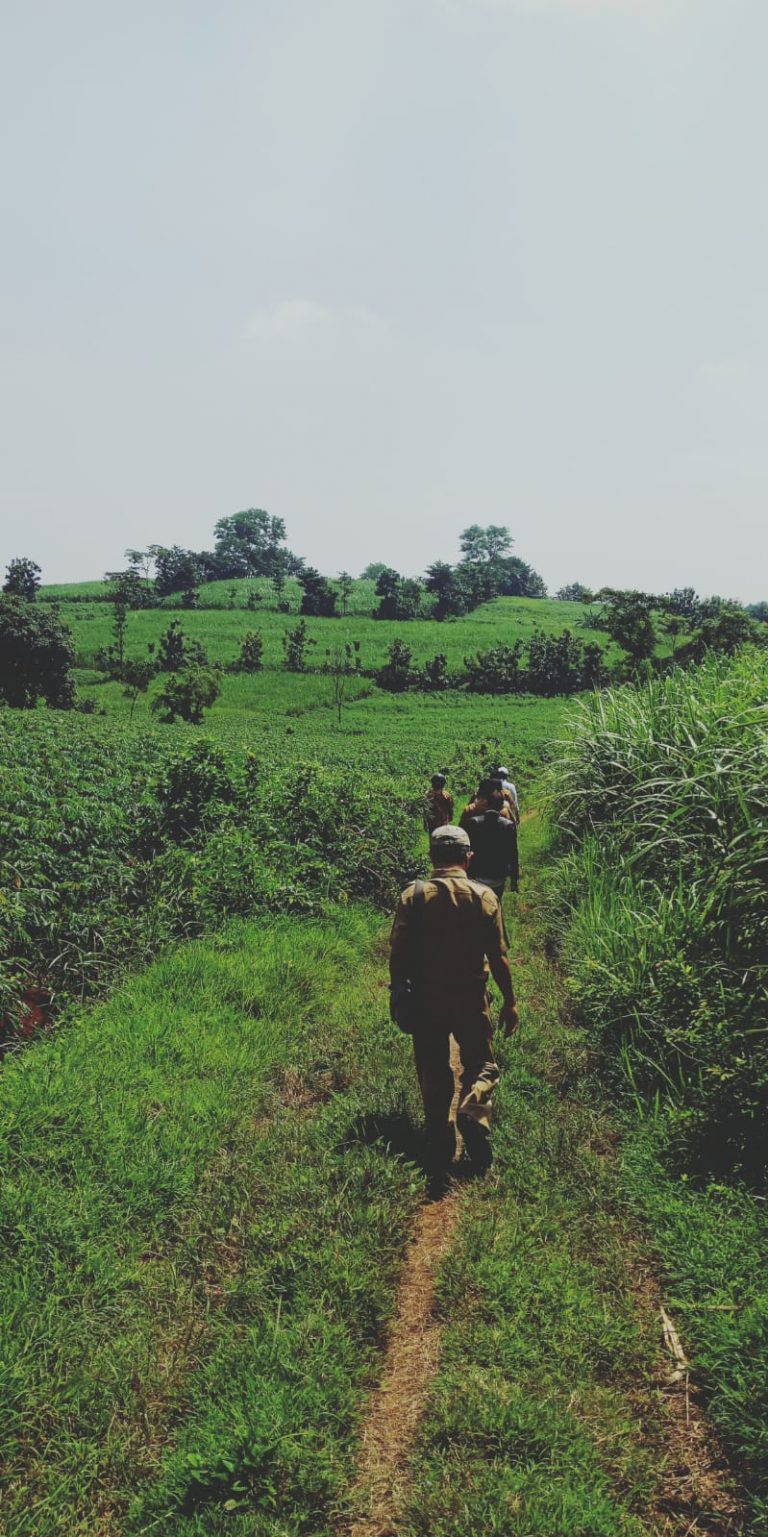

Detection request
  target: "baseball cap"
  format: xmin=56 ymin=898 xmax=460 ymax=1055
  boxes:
xmin=496 ymin=766 xmax=510 ymax=777
xmin=430 ymin=824 xmax=471 ymax=852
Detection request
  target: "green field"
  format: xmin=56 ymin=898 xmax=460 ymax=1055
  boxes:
xmin=64 ymin=591 xmax=593 ymax=671
xmin=1 ymin=590 xmax=765 ymax=1534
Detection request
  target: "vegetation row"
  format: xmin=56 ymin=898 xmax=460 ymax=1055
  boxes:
xmin=546 ymin=649 xmax=768 ymax=1522
xmin=0 ymin=714 xmax=418 ymax=1027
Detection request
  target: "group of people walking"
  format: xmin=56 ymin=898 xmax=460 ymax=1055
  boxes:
xmin=424 ymin=765 xmax=520 ymax=904
xmin=389 ymin=763 xmax=523 ymax=1180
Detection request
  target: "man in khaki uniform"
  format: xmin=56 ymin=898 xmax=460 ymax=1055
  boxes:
xmin=423 ymin=772 xmax=454 ymax=835
xmin=389 ymin=824 xmax=519 ymax=1173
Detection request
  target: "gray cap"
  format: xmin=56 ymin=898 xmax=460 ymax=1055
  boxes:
xmin=430 ymin=823 xmax=471 ymax=851
xmin=496 ymin=766 xmax=510 ymax=777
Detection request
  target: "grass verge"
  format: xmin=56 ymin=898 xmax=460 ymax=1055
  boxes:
xmin=0 ymin=907 xmax=425 ymax=1536
xmin=398 ymin=814 xmax=739 ymax=1536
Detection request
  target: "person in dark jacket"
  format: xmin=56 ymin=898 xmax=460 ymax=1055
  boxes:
xmin=465 ymin=779 xmax=519 ymax=899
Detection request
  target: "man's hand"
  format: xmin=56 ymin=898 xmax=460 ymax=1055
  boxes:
xmin=500 ymin=1001 xmax=520 ymax=1038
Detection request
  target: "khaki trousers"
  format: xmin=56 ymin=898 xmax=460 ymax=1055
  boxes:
xmin=412 ymin=995 xmax=499 ymax=1156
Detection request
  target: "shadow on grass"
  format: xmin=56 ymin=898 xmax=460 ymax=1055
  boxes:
xmin=344 ymin=1109 xmax=426 ymax=1169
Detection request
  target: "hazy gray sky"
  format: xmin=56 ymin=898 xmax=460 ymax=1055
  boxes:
xmin=1 ymin=0 xmax=766 ymax=598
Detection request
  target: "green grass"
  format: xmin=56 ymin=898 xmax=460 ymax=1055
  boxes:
xmin=397 ymin=816 xmax=691 ymax=1537
xmin=0 ymin=906 xmax=425 ymax=1536
xmin=543 ymin=650 xmax=768 ymax=1530
xmin=63 ymin=592 xmax=594 ymax=672
xmin=621 ymin=1135 xmax=768 ymax=1535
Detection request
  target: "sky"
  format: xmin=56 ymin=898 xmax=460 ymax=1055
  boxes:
xmin=1 ymin=0 xmax=766 ymax=600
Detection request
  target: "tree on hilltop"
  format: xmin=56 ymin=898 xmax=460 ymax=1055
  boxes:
xmin=299 ymin=567 xmax=338 ymax=617
xmin=213 ymin=510 xmax=287 ymax=578
xmin=3 ymin=557 xmax=41 ymax=601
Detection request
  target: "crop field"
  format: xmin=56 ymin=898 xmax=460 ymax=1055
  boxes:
xmin=59 ymin=589 xmax=596 ymax=673
xmin=1 ymin=589 xmax=766 ymax=1535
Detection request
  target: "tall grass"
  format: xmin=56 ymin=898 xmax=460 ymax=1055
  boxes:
xmin=547 ymin=663 xmax=768 ymax=1527
xmin=548 ymin=650 xmax=768 ymax=1176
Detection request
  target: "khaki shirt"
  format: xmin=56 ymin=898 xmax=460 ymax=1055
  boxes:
xmin=390 ymin=866 xmax=507 ymax=997
xmin=424 ymin=787 xmax=454 ymax=832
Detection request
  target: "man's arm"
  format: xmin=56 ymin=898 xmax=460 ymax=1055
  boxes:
xmin=389 ymin=892 xmax=413 ymax=986
xmin=484 ymin=901 xmax=520 ymax=1037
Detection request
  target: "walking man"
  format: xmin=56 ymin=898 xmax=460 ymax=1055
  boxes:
xmin=389 ymin=824 xmax=519 ymax=1174
xmin=423 ymin=771 xmax=454 ymax=835
xmin=465 ymin=784 xmax=520 ymax=897
xmin=494 ymin=765 xmax=520 ymax=824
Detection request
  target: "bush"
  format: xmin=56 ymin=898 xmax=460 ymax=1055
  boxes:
xmin=375 ymin=639 xmax=415 ymax=692
xmin=151 ymin=668 xmax=221 ymax=725
xmin=0 ymin=713 xmax=423 ymax=1022
xmin=0 ymin=595 xmax=75 ymax=708
xmin=232 ymin=630 xmax=264 ymax=672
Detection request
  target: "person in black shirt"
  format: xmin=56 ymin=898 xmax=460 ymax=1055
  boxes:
xmin=465 ymin=779 xmax=519 ymax=902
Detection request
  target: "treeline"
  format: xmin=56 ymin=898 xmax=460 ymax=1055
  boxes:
xmin=5 ymin=514 xmax=547 ymax=621
xmin=559 ymin=584 xmax=766 ymax=670
xmin=374 ymin=630 xmax=606 ymax=696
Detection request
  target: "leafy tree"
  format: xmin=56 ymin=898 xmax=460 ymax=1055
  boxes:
xmin=375 ymin=639 xmax=415 ymax=692
xmin=151 ymin=668 xmax=221 ymax=725
xmin=324 ymin=641 xmax=361 ymax=724
xmin=105 ymin=569 xmax=147 ymax=610
xmin=3 ymin=557 xmax=41 ymax=601
xmin=121 ymin=653 xmax=158 ymax=719
xmin=464 ymin=642 xmax=524 ymax=694
xmin=0 ymin=595 xmax=75 ymax=707
xmin=494 ymin=556 xmax=547 ymax=599
xmin=595 ymin=590 xmax=657 ymax=666
xmin=459 ymin=524 xmax=513 ymax=564
xmin=747 ymin=601 xmax=768 ymax=623
xmin=196 ymin=548 xmax=229 ymax=583
xmin=158 ymin=619 xmax=187 ymax=672
xmin=581 ymin=641 xmax=608 ymax=689
xmin=337 ymin=571 xmax=354 ymax=615
xmin=423 ymin=653 xmax=450 ymax=691
xmin=425 ymin=562 xmax=471 ymax=620
xmin=662 ymin=614 xmax=686 ymax=659
xmin=111 ymin=600 xmax=128 ymax=670
xmin=664 ymin=587 xmax=701 ymax=622
xmin=360 ymin=562 xmax=387 ymax=581
xmin=283 ymin=618 xmax=314 ymax=672
xmin=299 ymin=567 xmax=338 ymax=617
xmin=233 ymin=631 xmax=264 ymax=672
xmin=685 ymin=607 xmax=758 ymax=662
xmin=374 ymin=569 xmax=423 ymax=620
xmin=556 ymin=583 xmax=594 ymax=603
xmin=149 ymin=545 xmax=202 ymax=598
xmin=213 ymin=509 xmax=287 ymax=578
xmin=125 ymin=548 xmax=156 ymax=603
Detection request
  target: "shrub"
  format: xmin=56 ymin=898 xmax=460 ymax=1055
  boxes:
xmin=0 ymin=595 xmax=75 ymax=708
xmin=151 ymin=668 xmax=221 ymax=725
xmin=233 ymin=630 xmax=264 ymax=672
xmin=283 ymin=619 xmax=314 ymax=672
xmin=375 ymin=639 xmax=415 ymax=692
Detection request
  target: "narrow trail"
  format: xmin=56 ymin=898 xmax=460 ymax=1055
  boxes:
xmin=341 ymin=813 xmax=742 ymax=1537
xmin=346 ymin=1189 xmax=461 ymax=1537
xmin=344 ymin=1040 xmax=465 ymax=1537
